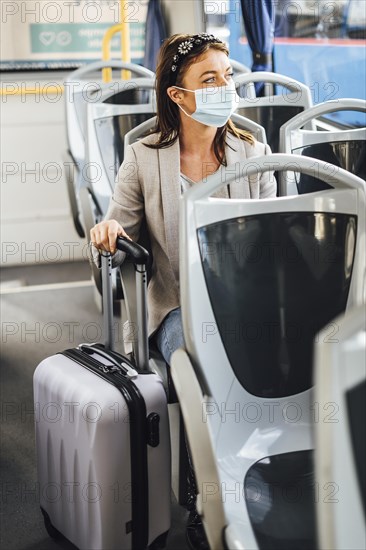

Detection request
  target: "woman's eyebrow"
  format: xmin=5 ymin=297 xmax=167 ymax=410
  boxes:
xmin=199 ymin=66 xmax=233 ymax=78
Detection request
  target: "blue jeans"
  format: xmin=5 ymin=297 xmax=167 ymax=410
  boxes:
xmin=154 ymin=307 xmax=185 ymax=366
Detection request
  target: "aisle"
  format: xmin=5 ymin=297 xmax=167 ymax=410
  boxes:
xmin=0 ymin=270 xmax=188 ymax=550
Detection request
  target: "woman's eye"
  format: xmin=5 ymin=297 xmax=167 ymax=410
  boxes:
xmin=203 ymin=72 xmax=233 ymax=84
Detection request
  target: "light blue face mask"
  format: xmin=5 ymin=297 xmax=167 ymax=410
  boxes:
xmin=173 ymin=81 xmax=240 ymax=127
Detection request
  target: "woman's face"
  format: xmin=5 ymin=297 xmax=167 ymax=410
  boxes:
xmin=169 ymin=48 xmax=233 ymax=116
xmin=181 ymin=48 xmax=232 ymax=89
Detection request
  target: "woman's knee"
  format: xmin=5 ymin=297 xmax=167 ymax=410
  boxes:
xmin=155 ymin=307 xmax=185 ymax=365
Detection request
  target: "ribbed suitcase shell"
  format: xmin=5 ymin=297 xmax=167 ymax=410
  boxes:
xmin=34 ymin=352 xmax=171 ymax=550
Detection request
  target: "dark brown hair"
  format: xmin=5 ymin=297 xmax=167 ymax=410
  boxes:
xmin=145 ymin=33 xmax=255 ymax=165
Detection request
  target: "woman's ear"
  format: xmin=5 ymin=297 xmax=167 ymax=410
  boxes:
xmin=167 ymin=86 xmax=183 ymax=105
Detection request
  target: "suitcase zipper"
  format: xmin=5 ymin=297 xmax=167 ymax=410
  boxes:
xmin=77 ymin=343 xmax=138 ymax=378
xmin=60 ymin=348 xmax=149 ymax=550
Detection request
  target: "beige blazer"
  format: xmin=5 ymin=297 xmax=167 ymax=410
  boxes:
xmin=105 ymin=132 xmax=276 ymax=336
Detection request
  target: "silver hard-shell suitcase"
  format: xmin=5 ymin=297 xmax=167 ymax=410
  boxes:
xmin=33 ymin=238 xmax=171 ymax=549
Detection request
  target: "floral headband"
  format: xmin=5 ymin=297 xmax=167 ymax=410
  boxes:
xmin=170 ymin=33 xmax=223 ymax=77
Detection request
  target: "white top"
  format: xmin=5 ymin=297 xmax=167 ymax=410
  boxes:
xmin=180 ymin=172 xmax=230 ymax=198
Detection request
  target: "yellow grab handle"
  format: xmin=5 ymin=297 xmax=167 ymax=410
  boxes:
xmin=102 ymin=20 xmax=131 ymax=82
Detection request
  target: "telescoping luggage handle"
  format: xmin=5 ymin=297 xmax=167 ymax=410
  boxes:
xmin=101 ymin=237 xmax=150 ymax=371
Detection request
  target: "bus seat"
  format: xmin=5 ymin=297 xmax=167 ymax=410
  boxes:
xmin=233 ymin=71 xmax=313 ymax=154
xmin=279 ymin=98 xmax=366 ymax=195
xmin=171 ymin=154 xmax=365 ymax=550
xmin=64 ymin=60 xmax=155 ymax=237
xmin=314 ymin=305 xmax=366 ymax=550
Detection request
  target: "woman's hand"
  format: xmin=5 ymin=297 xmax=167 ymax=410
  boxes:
xmin=90 ymin=220 xmax=132 ymax=254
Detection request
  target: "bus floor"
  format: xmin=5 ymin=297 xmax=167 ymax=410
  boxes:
xmin=0 ymin=261 xmax=189 ymax=550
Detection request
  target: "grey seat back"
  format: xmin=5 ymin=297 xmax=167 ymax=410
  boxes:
xmin=179 ymin=154 xmax=365 ymax=401
xmin=64 ymin=61 xmax=155 ymax=236
xmin=279 ymin=98 xmax=366 ymax=195
xmin=234 ymin=72 xmax=313 ymax=153
xmin=65 ymin=61 xmax=155 ymax=164
xmin=85 ymin=80 xmax=156 ymax=215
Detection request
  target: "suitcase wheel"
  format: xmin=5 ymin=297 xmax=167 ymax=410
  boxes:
xmin=41 ymin=507 xmax=64 ymax=541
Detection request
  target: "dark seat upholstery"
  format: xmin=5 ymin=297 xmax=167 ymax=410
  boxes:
xmin=293 ymin=139 xmax=366 ymax=194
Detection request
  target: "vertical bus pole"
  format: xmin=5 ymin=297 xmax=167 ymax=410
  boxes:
xmin=102 ymin=2 xmax=132 ymax=83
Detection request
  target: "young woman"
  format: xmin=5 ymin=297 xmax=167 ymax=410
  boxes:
xmin=91 ymin=32 xmax=276 ymax=366
xmin=91 ymin=32 xmax=276 ymax=550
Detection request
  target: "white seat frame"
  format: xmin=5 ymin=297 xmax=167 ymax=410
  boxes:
xmin=314 ymin=305 xmax=366 ymax=550
xmin=172 ymin=154 xmax=366 ymax=550
xmin=279 ymin=98 xmax=366 ymax=195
